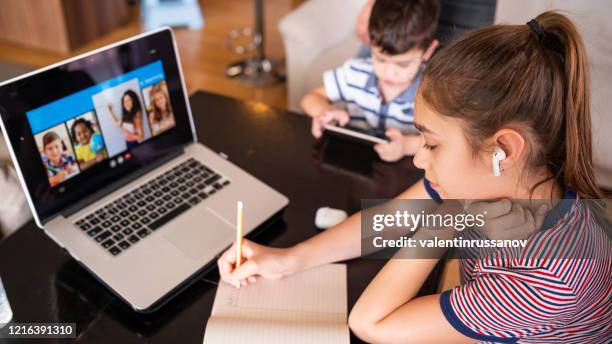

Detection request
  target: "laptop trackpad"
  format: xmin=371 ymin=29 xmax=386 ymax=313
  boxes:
xmin=164 ymin=209 xmax=234 ymax=260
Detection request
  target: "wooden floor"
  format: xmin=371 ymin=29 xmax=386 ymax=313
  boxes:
xmin=0 ymin=0 xmax=296 ymax=109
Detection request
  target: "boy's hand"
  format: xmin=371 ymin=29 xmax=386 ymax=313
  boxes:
xmin=311 ymin=109 xmax=350 ymax=138
xmin=374 ymin=129 xmax=409 ymax=162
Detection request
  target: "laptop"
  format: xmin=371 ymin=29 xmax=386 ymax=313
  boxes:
xmin=0 ymin=28 xmax=289 ymax=312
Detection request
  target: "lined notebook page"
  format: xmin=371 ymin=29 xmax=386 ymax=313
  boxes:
xmin=203 ymin=264 xmax=349 ymax=344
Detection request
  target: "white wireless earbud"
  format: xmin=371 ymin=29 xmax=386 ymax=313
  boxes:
xmin=492 ymin=147 xmax=506 ymax=177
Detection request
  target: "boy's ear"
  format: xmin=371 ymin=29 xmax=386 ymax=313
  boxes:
xmin=422 ymin=39 xmax=439 ymax=61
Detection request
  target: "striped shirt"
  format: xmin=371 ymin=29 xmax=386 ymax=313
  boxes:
xmin=322 ymin=58 xmax=421 ymax=135
xmin=423 ymin=179 xmax=612 ymax=343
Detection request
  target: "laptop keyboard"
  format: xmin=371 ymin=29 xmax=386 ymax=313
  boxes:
xmin=73 ymin=158 xmax=231 ymax=256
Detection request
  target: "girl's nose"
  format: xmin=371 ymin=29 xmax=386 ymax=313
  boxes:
xmin=412 ymin=142 xmax=427 ymax=170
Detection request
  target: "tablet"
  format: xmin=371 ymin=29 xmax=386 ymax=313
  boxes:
xmin=323 ymin=124 xmax=389 ymax=145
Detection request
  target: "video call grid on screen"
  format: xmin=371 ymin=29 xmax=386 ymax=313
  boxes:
xmin=26 ymin=60 xmax=177 ymax=188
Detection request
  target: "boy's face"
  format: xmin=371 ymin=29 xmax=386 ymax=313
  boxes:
xmin=371 ymin=46 xmax=424 ymax=90
xmin=44 ymin=139 xmax=63 ymax=163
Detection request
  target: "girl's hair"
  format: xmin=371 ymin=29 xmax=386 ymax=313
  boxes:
xmin=70 ymin=118 xmax=94 ymax=142
xmin=150 ymin=83 xmax=172 ymax=123
xmin=421 ymin=11 xmax=604 ymax=199
xmin=121 ymin=90 xmax=143 ymax=124
xmin=42 ymin=131 xmax=66 ymax=151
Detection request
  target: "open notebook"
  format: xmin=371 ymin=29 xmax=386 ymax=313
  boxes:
xmin=202 ymin=264 xmax=349 ymax=344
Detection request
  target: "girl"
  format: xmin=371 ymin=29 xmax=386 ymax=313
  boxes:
xmin=107 ymin=90 xmax=145 ymax=149
xmin=148 ymin=83 xmax=175 ymax=136
xmin=41 ymin=131 xmax=78 ymax=187
xmin=218 ymin=11 xmax=611 ymax=343
xmin=70 ymin=118 xmax=107 ymax=170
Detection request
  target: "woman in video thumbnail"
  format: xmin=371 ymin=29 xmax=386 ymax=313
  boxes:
xmin=41 ymin=131 xmax=78 ymax=187
xmin=107 ymin=90 xmax=144 ymax=149
xmin=148 ymin=83 xmax=175 ymax=136
xmin=70 ymin=118 xmax=107 ymax=170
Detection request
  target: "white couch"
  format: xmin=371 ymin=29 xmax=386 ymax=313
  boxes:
xmin=278 ymin=0 xmax=611 ymax=190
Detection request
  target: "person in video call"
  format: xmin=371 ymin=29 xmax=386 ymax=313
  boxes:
xmin=219 ymin=10 xmax=611 ymax=343
xmin=70 ymin=118 xmax=107 ymax=171
xmin=41 ymin=131 xmax=78 ymax=187
xmin=301 ymin=0 xmax=439 ymax=162
xmin=107 ymin=90 xmax=145 ymax=149
xmin=148 ymin=83 xmax=175 ymax=136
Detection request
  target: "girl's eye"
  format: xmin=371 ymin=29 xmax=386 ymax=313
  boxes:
xmin=423 ymin=143 xmax=437 ymax=151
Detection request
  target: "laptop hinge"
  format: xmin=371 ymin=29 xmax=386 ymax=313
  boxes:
xmin=60 ymin=147 xmax=186 ymax=219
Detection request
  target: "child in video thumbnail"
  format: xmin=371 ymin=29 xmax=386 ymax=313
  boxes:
xmin=107 ymin=90 xmax=144 ymax=149
xmin=41 ymin=131 xmax=79 ymax=187
xmin=146 ymin=82 xmax=175 ymax=136
xmin=70 ymin=117 xmax=107 ymax=171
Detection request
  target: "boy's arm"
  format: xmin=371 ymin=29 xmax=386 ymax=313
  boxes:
xmin=300 ymin=86 xmax=333 ymax=118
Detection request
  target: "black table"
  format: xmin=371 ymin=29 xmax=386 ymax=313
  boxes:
xmin=0 ymin=91 xmax=432 ymax=343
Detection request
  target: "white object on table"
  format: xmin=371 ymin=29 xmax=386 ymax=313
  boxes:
xmin=315 ymin=207 xmax=348 ymax=229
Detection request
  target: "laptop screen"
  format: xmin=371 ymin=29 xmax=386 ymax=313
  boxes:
xmin=0 ymin=29 xmax=195 ymax=223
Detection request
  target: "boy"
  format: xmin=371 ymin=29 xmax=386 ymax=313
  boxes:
xmin=301 ymin=0 xmax=439 ymax=162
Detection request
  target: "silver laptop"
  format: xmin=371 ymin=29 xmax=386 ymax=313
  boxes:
xmin=0 ymin=28 xmax=288 ymax=312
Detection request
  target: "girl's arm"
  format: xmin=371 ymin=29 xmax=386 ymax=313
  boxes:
xmin=290 ymin=179 xmax=434 ymax=272
xmin=133 ymin=113 xmax=144 ymax=142
xmin=222 ymin=179 xmax=436 ymax=285
xmin=348 ymin=259 xmax=474 ymax=343
xmin=107 ymin=104 xmax=121 ymax=127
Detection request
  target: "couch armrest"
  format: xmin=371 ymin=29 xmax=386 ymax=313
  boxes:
xmin=279 ymin=0 xmax=367 ymax=112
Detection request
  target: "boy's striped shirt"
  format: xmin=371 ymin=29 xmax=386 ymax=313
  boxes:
xmin=323 ymin=58 xmax=421 ymax=134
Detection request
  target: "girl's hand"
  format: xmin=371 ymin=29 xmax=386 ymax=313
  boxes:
xmin=464 ymin=199 xmax=549 ymax=240
xmin=374 ymin=129 xmax=407 ymax=162
xmin=217 ymin=239 xmax=299 ymax=288
xmin=311 ymin=109 xmax=350 ymax=138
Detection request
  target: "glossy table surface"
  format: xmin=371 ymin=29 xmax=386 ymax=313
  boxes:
xmin=0 ymin=91 xmax=435 ymax=343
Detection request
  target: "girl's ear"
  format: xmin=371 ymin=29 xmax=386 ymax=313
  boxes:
xmin=492 ymin=128 xmax=526 ymax=172
xmin=422 ymin=39 xmax=439 ymax=62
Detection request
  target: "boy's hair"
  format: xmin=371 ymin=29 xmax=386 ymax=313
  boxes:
xmin=42 ymin=131 xmax=67 ymax=151
xmin=70 ymin=118 xmax=94 ymax=142
xmin=369 ymin=0 xmax=440 ymax=55
xmin=421 ymin=11 xmax=603 ymax=199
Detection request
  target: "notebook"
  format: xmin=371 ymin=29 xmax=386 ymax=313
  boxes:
xmin=202 ymin=264 xmax=349 ymax=344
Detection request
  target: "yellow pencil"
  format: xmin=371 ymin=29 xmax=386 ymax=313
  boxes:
xmin=235 ymin=201 xmax=244 ymax=268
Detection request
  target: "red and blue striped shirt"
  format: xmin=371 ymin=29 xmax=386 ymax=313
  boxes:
xmin=424 ymin=179 xmax=612 ymax=343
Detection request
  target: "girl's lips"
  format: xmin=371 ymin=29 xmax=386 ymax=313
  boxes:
xmin=429 ymin=181 xmax=439 ymax=189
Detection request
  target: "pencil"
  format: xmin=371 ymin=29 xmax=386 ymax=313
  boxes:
xmin=235 ymin=201 xmax=244 ymax=268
